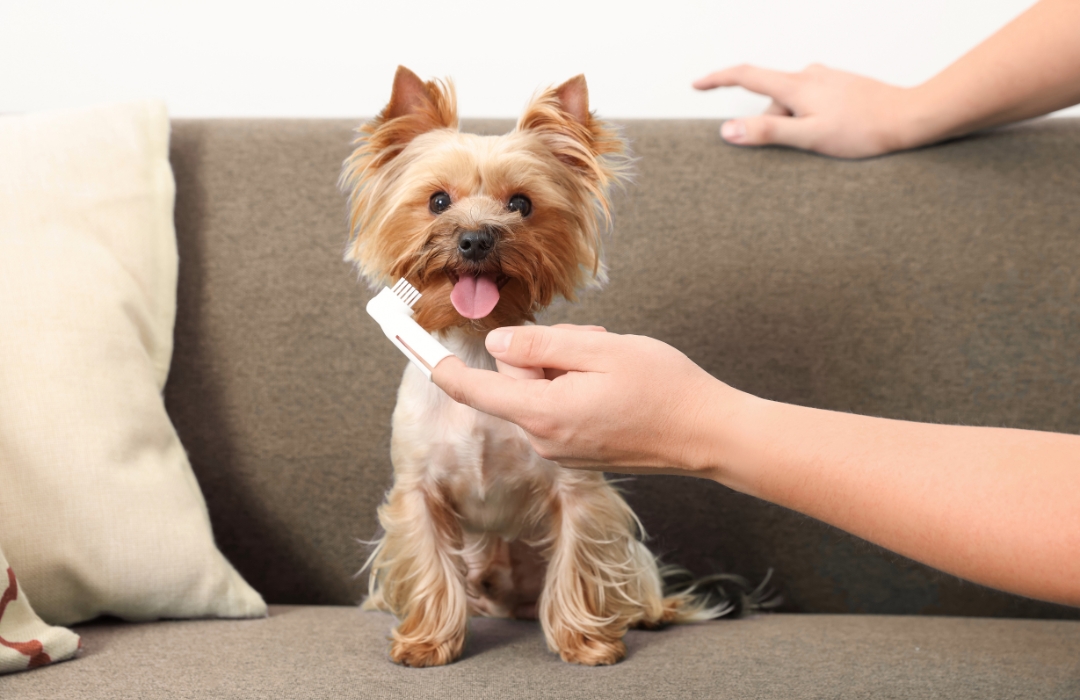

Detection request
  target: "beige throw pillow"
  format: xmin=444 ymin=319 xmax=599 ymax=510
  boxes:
xmin=0 ymin=543 xmax=80 ymax=675
xmin=0 ymin=101 xmax=266 ymax=625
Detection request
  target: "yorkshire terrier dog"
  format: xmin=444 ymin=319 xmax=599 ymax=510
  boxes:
xmin=341 ymin=66 xmax=718 ymax=667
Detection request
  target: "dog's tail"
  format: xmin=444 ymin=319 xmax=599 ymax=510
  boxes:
xmin=659 ymin=567 xmax=782 ymax=623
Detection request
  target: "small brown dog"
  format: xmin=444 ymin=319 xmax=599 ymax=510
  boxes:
xmin=341 ymin=66 xmax=718 ymax=667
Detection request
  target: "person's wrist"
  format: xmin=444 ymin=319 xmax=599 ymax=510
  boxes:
xmin=678 ymin=378 xmax=761 ymax=484
xmin=864 ymin=86 xmax=922 ymax=154
xmin=890 ymin=82 xmax=956 ymax=151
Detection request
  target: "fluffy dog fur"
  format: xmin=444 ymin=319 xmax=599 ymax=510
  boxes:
xmin=342 ymin=66 xmax=719 ymax=667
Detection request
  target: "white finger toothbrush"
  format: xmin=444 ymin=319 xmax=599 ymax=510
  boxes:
xmin=366 ymin=279 xmax=455 ymax=379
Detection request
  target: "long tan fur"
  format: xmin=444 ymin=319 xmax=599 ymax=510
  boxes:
xmin=345 ymin=67 xmax=721 ymax=667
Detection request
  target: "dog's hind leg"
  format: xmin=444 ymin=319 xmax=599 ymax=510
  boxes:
xmin=369 ymin=482 xmax=468 ymax=667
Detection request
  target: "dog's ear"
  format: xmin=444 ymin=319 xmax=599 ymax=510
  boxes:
xmin=553 ymin=74 xmax=590 ymax=126
xmin=365 ymin=66 xmax=458 ymax=153
xmin=520 ymin=74 xmax=591 ymax=129
xmin=383 ymin=66 xmax=457 ymax=128
xmin=517 ymin=74 xmax=625 ymax=174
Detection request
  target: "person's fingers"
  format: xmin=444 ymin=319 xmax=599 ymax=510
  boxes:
xmin=692 ymin=65 xmax=798 ymax=102
xmin=551 ymin=324 xmax=607 ymax=333
xmin=431 ymin=356 xmax=544 ymax=421
xmin=496 ymin=358 xmax=545 ymax=380
xmin=764 ymin=99 xmax=792 ymax=116
xmin=721 ymin=114 xmax=820 ymax=151
xmin=485 ymin=325 xmax=615 ymax=373
xmin=493 ymin=325 xmax=603 ymax=378
xmin=544 ymin=368 xmax=569 ymax=380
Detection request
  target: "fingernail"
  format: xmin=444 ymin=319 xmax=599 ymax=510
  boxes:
xmin=721 ymin=120 xmax=746 ymax=143
xmin=486 ymin=328 xmax=512 ymax=354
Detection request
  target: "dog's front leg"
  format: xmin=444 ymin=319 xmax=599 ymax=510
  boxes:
xmin=539 ymin=475 xmax=665 ymax=665
xmin=370 ymin=482 xmax=468 ymax=667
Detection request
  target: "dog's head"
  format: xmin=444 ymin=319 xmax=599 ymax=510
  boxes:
xmin=341 ymin=66 xmax=629 ymax=333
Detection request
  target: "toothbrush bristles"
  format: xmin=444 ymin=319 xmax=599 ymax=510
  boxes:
xmin=391 ymin=278 xmax=421 ymax=308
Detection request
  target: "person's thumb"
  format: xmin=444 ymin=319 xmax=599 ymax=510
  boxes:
xmin=485 ymin=325 xmax=611 ymax=373
xmin=721 ymin=115 xmax=818 ymax=151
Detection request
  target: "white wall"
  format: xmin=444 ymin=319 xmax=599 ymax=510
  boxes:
xmin=3 ymin=0 xmax=1077 ymax=120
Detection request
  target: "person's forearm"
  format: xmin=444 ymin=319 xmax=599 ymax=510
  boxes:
xmin=702 ymin=389 xmax=1080 ymax=606
xmin=900 ymin=0 xmax=1080 ymax=149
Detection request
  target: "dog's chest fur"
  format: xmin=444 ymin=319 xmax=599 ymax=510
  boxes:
xmin=389 ymin=328 xmax=557 ymax=539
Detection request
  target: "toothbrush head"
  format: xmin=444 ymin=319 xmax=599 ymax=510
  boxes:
xmin=366 ymin=281 xmax=454 ymax=379
xmin=391 ymin=278 xmax=421 ymax=309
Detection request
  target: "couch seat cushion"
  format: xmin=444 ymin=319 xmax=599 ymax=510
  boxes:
xmin=1 ymin=606 xmax=1077 ymax=698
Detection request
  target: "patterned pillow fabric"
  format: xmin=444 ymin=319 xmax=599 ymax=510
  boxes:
xmin=0 ymin=545 xmax=80 ymax=675
xmin=0 ymin=101 xmax=266 ymax=626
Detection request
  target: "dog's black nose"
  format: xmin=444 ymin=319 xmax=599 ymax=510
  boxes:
xmin=458 ymin=228 xmax=496 ymax=262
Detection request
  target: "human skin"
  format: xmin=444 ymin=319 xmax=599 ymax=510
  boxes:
xmin=432 ymin=325 xmax=1080 ymax=607
xmin=692 ymin=0 xmax=1080 ymax=158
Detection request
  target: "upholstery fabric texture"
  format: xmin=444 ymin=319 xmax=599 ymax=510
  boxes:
xmin=0 ymin=606 xmax=1077 ymax=698
xmin=0 ymin=102 xmax=266 ymax=626
xmin=2 ymin=115 xmax=1077 ymax=697
xmin=0 ymin=544 xmax=80 ymax=675
xmin=165 ymin=117 xmax=1080 ymax=620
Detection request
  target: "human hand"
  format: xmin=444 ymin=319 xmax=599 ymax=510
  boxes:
xmin=432 ymin=324 xmax=747 ymax=477
xmin=693 ymin=64 xmax=923 ymax=159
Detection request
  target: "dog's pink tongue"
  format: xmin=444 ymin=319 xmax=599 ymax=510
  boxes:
xmin=451 ymin=274 xmax=500 ymax=319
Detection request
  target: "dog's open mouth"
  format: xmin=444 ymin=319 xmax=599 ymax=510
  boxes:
xmin=449 ymin=272 xmax=509 ymax=319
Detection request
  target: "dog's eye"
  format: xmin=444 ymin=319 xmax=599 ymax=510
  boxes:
xmin=507 ymin=194 xmax=532 ymax=218
xmin=429 ymin=192 xmax=452 ymax=214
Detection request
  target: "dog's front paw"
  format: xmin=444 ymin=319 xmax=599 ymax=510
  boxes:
xmin=555 ymin=632 xmax=626 ymax=666
xmin=390 ymin=635 xmax=465 ymax=668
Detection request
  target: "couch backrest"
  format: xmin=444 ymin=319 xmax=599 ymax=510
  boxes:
xmin=167 ymin=118 xmax=1080 ymax=618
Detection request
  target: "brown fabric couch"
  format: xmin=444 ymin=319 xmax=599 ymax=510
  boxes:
xmin=3 ymin=118 xmax=1079 ymax=698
